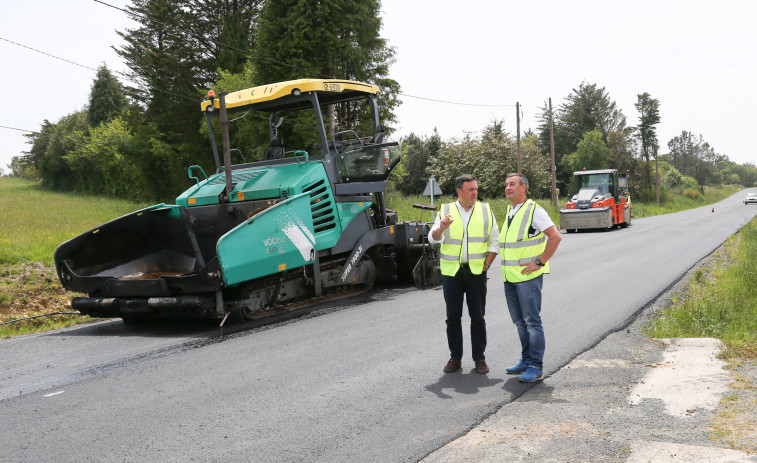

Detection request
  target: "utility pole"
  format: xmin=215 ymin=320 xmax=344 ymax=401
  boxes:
xmin=516 ymin=102 xmax=522 ymax=174
xmin=549 ymin=98 xmax=558 ymax=209
xmin=655 ymin=146 xmax=660 ymax=206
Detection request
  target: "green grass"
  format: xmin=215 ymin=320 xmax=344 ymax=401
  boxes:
xmin=631 ymin=185 xmax=740 ymax=218
xmin=644 ymin=217 xmax=757 ymax=359
xmin=0 ymin=177 xmax=150 ymax=336
xmin=0 ymin=313 xmax=92 ymax=338
xmin=0 ymin=177 xmax=151 ymax=265
xmin=644 ymin=214 xmax=757 ymax=454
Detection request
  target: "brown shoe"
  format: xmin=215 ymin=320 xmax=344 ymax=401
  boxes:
xmin=443 ymin=358 xmax=461 ymax=373
xmin=475 ymin=358 xmax=489 ymax=374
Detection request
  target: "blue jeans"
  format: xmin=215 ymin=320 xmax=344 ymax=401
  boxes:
xmin=442 ymin=266 xmax=487 ymax=361
xmin=504 ymin=275 xmax=544 ymax=369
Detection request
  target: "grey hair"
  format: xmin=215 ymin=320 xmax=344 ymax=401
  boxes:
xmin=506 ymin=173 xmax=529 ymax=192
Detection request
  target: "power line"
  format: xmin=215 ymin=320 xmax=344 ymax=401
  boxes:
xmin=0 ymin=125 xmax=35 ymax=133
xmin=0 ymin=37 xmax=311 ymax=136
xmin=0 ymin=35 xmax=200 ymax=104
xmin=401 ymin=94 xmax=515 ymax=108
xmin=0 ymin=36 xmax=97 ymax=72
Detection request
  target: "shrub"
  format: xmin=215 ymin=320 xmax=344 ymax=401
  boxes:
xmin=683 ymin=188 xmax=700 ymax=199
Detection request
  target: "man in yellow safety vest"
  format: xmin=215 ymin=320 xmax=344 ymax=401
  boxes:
xmin=429 ymin=174 xmax=499 ymax=374
xmin=500 ymin=173 xmax=562 ymax=383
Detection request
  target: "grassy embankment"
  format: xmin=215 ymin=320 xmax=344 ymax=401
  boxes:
xmin=644 ymin=217 xmax=756 ymax=359
xmin=0 ymin=176 xmax=747 ymax=337
xmin=644 ymin=216 xmax=756 ymax=453
xmin=0 ymin=177 xmax=150 ymax=337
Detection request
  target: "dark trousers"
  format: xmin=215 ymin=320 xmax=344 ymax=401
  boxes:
xmin=442 ymin=265 xmax=487 ymax=361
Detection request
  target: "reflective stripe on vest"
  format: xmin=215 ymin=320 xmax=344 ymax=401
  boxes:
xmin=499 ymin=199 xmax=548 ymax=282
xmin=439 ymin=201 xmax=492 ymax=276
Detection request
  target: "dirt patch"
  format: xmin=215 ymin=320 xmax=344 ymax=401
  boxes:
xmin=711 ymin=358 xmax=757 ymax=454
xmin=0 ymin=262 xmax=81 ymax=326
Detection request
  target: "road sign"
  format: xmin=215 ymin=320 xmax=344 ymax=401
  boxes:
xmin=422 ymin=176 xmax=443 ymax=206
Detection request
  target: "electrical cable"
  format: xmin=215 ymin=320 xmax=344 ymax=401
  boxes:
xmin=0 ymin=312 xmax=82 ymax=327
xmin=0 ymin=36 xmax=97 ymax=72
xmin=0 ymin=125 xmax=35 ymax=133
xmin=0 ymin=35 xmax=201 ymax=104
xmin=400 ymin=93 xmax=515 ymax=107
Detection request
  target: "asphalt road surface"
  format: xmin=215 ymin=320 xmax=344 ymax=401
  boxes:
xmin=2 ymin=189 xmax=755 ymax=463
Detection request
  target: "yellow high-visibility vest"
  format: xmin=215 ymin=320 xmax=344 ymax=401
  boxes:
xmin=499 ymin=199 xmax=549 ymax=282
xmin=439 ymin=201 xmax=492 ymax=276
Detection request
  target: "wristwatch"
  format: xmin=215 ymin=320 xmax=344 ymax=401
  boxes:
xmin=535 ymin=258 xmax=545 ymax=267
xmin=483 ymin=262 xmax=491 ymax=271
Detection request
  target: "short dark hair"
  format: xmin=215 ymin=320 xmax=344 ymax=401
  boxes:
xmin=455 ymin=174 xmax=477 ymax=191
xmin=506 ymin=173 xmax=529 ymax=192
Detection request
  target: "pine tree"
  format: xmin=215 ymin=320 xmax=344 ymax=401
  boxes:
xmin=635 ymin=92 xmax=661 ymax=195
xmin=252 ymin=0 xmax=399 ymax=137
xmin=185 ymin=0 xmax=262 ymax=73
xmin=87 ymin=65 xmax=127 ymax=128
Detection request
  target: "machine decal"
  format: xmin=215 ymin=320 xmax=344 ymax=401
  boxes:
xmin=277 ymin=211 xmax=316 ymax=262
xmin=323 ymin=83 xmax=342 ymax=92
xmin=341 ymin=244 xmax=363 ymax=282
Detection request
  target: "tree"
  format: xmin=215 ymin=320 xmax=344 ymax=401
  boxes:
xmin=482 ymin=118 xmax=505 ymax=142
xmin=560 ymin=129 xmax=609 ymax=174
xmin=185 ymin=0 xmax=263 ymax=73
xmin=557 ymin=82 xmax=628 ymax=150
xmin=392 ymin=129 xmax=442 ymax=195
xmin=87 ymin=65 xmax=128 ymax=128
xmin=252 ymin=0 xmax=399 ymax=144
xmin=66 ymin=118 xmax=140 ymax=199
xmin=667 ymin=131 xmax=724 ymax=189
xmin=113 ymin=0 xmax=264 ymax=193
xmin=8 ymin=156 xmax=37 ymax=180
xmin=428 ymin=130 xmax=549 ymax=199
xmin=727 ymin=161 xmax=757 ymax=187
xmin=216 ymin=12 xmax=249 ymax=73
xmin=24 ymin=111 xmax=88 ymax=191
xmin=114 ymin=0 xmax=211 ymax=165
xmin=634 ymin=92 xmax=661 ymax=201
xmin=538 ymin=82 xmax=632 ymax=193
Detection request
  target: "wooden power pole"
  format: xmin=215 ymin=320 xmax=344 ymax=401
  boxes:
xmin=516 ymin=102 xmax=522 ymax=174
xmin=549 ymin=98 xmax=558 ymax=209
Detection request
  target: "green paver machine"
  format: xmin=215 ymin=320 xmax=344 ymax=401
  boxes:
xmin=54 ymin=79 xmax=441 ymax=322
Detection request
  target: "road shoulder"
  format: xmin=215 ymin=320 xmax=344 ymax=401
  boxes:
xmin=423 ymin=255 xmax=757 ymax=462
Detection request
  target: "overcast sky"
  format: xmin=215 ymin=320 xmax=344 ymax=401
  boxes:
xmin=1 ymin=0 xmax=755 ymax=174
